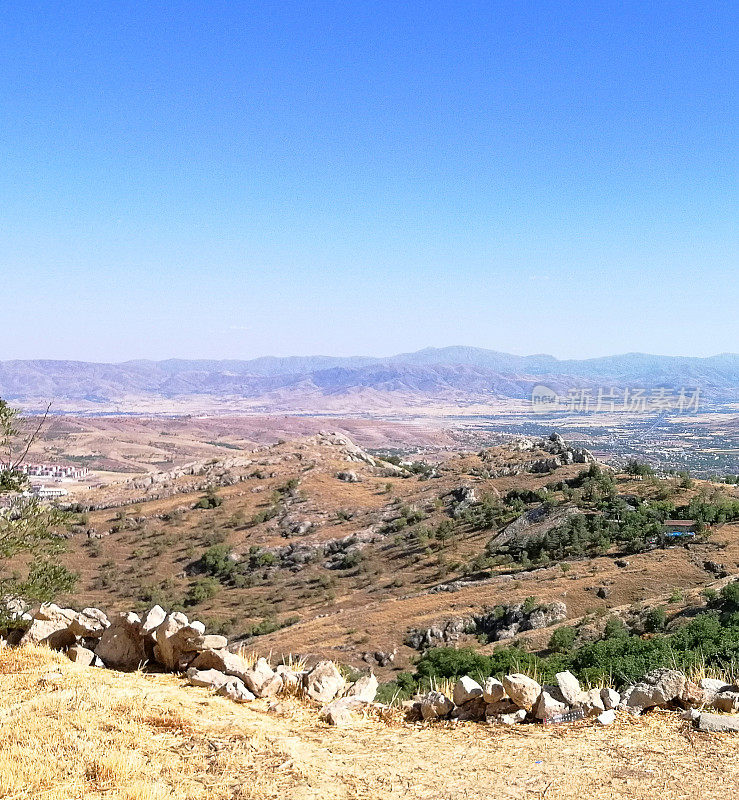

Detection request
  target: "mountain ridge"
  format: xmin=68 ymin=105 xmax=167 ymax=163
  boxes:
xmin=2 ymin=347 xmax=738 ymax=408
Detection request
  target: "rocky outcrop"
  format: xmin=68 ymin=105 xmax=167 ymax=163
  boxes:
xmin=406 ymin=602 xmax=566 ymax=650
xmin=336 ymin=471 xmax=360 ymax=483
xmin=6 ymin=597 xmax=739 ymax=734
xmin=491 ymin=506 xmax=581 ymax=549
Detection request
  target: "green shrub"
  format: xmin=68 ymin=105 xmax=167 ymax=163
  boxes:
xmin=184 ymin=577 xmax=221 ymax=606
xmin=199 ymin=544 xmax=235 ymax=579
xmin=247 ymin=615 xmax=299 ymax=637
xmin=644 ymin=607 xmax=667 ymax=632
xmin=603 ymin=616 xmax=628 ymax=639
xmin=522 ymin=596 xmax=538 ymax=614
xmin=195 ymin=489 xmax=223 ymax=509
xmin=721 ymin=580 xmax=739 ymax=607
xmin=548 ymin=626 xmax=577 ymax=653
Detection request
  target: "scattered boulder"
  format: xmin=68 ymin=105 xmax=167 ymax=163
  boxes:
xmin=451 ymin=696 xmax=488 ymax=721
xmin=622 ymin=668 xmax=687 ymax=715
xmin=502 ymin=674 xmax=541 ymax=711
xmin=94 ymin=612 xmax=147 ymax=671
xmin=152 ymin=612 xmax=190 ymax=670
xmin=320 ymin=696 xmax=367 ymax=726
xmin=703 ymin=561 xmax=728 ymax=578
xmin=485 ymin=699 xmax=520 ymax=720
xmin=142 ymin=605 xmax=167 ymax=636
xmin=187 ymin=667 xmax=230 ymax=690
xmin=601 ymin=688 xmax=621 ymax=710
xmin=302 ymin=660 xmax=346 ymax=703
xmin=453 ymin=676 xmax=483 ymax=706
xmin=498 ymin=708 xmax=527 ymax=725
xmin=713 ymin=691 xmax=739 ymax=713
xmin=556 ymin=671 xmax=586 ymax=705
xmin=346 ymin=674 xmax=378 ymax=703
xmin=700 ymin=677 xmax=734 ymax=705
xmin=533 ymin=687 xmax=567 ymax=721
xmin=275 ymin=664 xmax=301 ymax=689
xmin=153 ymin=613 xmax=207 ymax=671
xmin=68 ymin=607 xmax=109 ymax=639
xmin=336 ymin=471 xmax=360 ymax=483
xmin=190 ymin=634 xmax=228 ymax=651
xmin=483 ymin=677 xmax=506 ymax=704
xmin=67 ymin=645 xmax=103 ymax=668
xmin=20 ymin=604 xmax=76 ymax=649
xmin=245 ymin=662 xmax=283 ymax=698
xmin=189 ymin=648 xmax=250 ymax=682
xmin=695 ymin=712 xmax=739 ymax=733
xmin=679 ymin=680 xmax=706 ymax=709
xmin=582 ymin=688 xmax=606 ymax=716
xmin=217 ymin=678 xmax=255 ymax=703
xmin=597 ymin=709 xmax=616 ymax=726
xmin=420 ymin=690 xmax=454 ymax=721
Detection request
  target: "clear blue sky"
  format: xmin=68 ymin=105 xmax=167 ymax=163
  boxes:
xmin=1 ymin=1 xmax=737 ymax=362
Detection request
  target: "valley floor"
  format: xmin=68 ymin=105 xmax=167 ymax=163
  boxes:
xmin=2 ymin=647 xmax=738 ymax=800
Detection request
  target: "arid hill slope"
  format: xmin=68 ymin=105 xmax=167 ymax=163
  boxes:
xmin=30 ymin=432 xmax=739 ymax=679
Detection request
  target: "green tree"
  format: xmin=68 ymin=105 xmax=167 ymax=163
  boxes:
xmin=0 ymin=400 xmax=77 ymax=623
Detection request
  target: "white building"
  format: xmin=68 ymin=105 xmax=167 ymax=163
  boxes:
xmin=31 ymin=485 xmax=69 ymax=499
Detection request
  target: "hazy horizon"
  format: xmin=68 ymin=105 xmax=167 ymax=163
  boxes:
xmin=4 ymin=345 xmax=739 ymax=366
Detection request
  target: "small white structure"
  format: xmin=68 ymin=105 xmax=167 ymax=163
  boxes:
xmin=31 ymin=485 xmax=69 ymax=499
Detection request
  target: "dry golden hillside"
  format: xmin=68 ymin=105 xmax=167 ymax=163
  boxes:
xmin=2 ymin=645 xmax=739 ymax=800
xmin=21 ymin=432 xmax=739 ymax=680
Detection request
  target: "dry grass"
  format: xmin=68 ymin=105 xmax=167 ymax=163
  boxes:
xmin=0 ymin=645 xmax=305 ymax=800
xmin=2 ymin=646 xmax=739 ymax=799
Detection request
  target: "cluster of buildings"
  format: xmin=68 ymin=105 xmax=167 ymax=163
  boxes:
xmin=18 ymin=463 xmax=89 ymax=480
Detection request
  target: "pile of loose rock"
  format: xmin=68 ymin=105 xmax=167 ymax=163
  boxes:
xmin=411 ymin=670 xmax=619 ymax=726
xmin=4 ymin=602 xmax=382 ymax=721
xmin=6 ymin=602 xmax=739 ymax=732
xmin=409 ymin=666 xmax=739 ymax=732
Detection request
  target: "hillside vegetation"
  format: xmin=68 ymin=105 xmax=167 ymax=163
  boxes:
xmin=10 ymin=431 xmax=739 ymax=691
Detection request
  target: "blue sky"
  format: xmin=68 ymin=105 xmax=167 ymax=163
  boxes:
xmin=1 ymin=1 xmax=736 ymax=361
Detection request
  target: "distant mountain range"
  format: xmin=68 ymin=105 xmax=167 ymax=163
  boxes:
xmin=3 ymin=347 xmax=739 ymax=412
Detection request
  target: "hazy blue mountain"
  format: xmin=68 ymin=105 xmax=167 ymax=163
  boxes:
xmin=1 ymin=348 xmax=737 ymax=407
